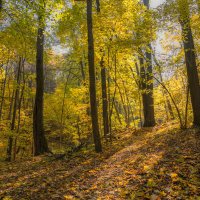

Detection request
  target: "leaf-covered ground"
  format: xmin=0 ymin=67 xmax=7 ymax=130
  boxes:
xmin=0 ymin=123 xmax=200 ymax=200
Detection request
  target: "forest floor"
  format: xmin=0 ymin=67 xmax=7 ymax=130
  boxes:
xmin=0 ymin=122 xmax=200 ymax=200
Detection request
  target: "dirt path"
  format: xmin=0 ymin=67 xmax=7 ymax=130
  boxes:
xmin=1 ymin=124 xmax=200 ymax=200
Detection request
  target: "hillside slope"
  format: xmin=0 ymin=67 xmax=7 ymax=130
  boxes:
xmin=0 ymin=123 xmax=200 ymax=200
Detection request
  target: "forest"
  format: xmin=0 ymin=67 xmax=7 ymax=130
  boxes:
xmin=0 ymin=0 xmax=200 ymax=199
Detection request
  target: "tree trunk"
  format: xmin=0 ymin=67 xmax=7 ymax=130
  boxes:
xmin=0 ymin=0 xmax=2 ymax=11
xmin=33 ymin=15 xmax=49 ymax=156
xmin=6 ymin=58 xmax=21 ymax=161
xmin=140 ymin=0 xmax=156 ymax=127
xmin=96 ymin=0 xmax=100 ymax=12
xmin=179 ymin=0 xmax=200 ymax=126
xmin=87 ymin=0 xmax=102 ymax=152
xmin=100 ymin=57 xmax=109 ymax=139
xmin=153 ymin=54 xmax=175 ymax=120
xmin=140 ymin=55 xmax=156 ymax=127
xmin=0 ymin=64 xmax=8 ymax=120
xmin=13 ymin=62 xmax=25 ymax=161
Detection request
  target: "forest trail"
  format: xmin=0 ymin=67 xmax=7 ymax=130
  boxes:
xmin=0 ymin=123 xmax=200 ymax=200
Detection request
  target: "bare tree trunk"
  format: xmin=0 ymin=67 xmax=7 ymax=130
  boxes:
xmin=87 ymin=0 xmax=102 ymax=152
xmin=33 ymin=13 xmax=49 ymax=156
xmin=100 ymin=57 xmax=109 ymax=139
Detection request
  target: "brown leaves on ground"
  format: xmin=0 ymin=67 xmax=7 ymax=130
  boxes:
xmin=0 ymin=123 xmax=200 ymax=200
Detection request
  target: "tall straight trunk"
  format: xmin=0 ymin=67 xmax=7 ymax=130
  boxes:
xmin=87 ymin=0 xmax=102 ymax=152
xmin=140 ymin=0 xmax=156 ymax=127
xmin=6 ymin=58 xmax=21 ymax=161
xmin=100 ymin=57 xmax=109 ymax=138
xmin=33 ymin=14 xmax=49 ymax=156
xmin=144 ymin=47 xmax=155 ymax=127
xmin=140 ymin=55 xmax=155 ymax=127
xmin=95 ymin=0 xmax=109 ymax=140
xmin=178 ymin=0 xmax=200 ymax=126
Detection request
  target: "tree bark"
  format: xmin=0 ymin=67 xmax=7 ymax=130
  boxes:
xmin=140 ymin=0 xmax=156 ymax=127
xmin=179 ymin=0 xmax=200 ymax=126
xmin=33 ymin=14 xmax=49 ymax=156
xmin=0 ymin=0 xmax=2 ymax=11
xmin=100 ymin=57 xmax=109 ymax=139
xmin=140 ymin=55 xmax=156 ymax=127
xmin=96 ymin=0 xmax=100 ymax=12
xmin=87 ymin=0 xmax=102 ymax=152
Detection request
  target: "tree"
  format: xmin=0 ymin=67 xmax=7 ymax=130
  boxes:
xmin=33 ymin=4 xmax=49 ymax=155
xmin=86 ymin=0 xmax=102 ymax=152
xmin=100 ymin=56 xmax=109 ymax=138
xmin=6 ymin=58 xmax=22 ymax=161
xmin=140 ymin=0 xmax=156 ymax=127
xmin=178 ymin=0 xmax=200 ymax=126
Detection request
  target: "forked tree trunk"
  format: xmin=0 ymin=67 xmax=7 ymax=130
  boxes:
xmin=33 ymin=14 xmax=49 ymax=155
xmin=87 ymin=0 xmax=102 ymax=152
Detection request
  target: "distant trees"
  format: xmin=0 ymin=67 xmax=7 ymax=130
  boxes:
xmin=2 ymin=0 xmax=200 ymax=161
xmin=6 ymin=59 xmax=22 ymax=161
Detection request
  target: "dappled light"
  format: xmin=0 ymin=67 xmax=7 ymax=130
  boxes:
xmin=1 ymin=124 xmax=200 ymax=199
xmin=1 ymin=0 xmax=200 ymax=199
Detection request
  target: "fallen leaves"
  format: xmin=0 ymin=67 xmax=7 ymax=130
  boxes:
xmin=0 ymin=124 xmax=200 ymax=199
